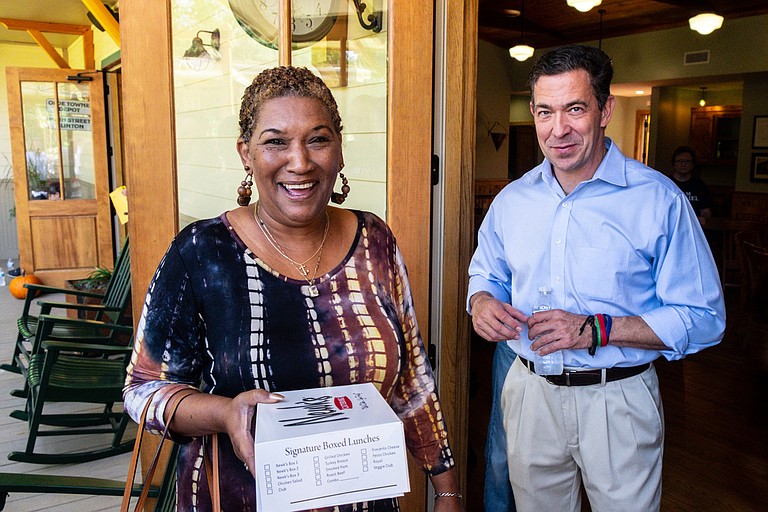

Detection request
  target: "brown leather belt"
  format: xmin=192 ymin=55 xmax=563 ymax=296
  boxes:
xmin=518 ymin=356 xmax=650 ymax=386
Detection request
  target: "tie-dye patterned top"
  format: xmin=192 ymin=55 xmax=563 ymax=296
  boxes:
xmin=123 ymin=210 xmax=455 ymax=512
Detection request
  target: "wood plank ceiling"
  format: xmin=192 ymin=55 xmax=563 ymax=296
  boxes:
xmin=479 ymin=0 xmax=768 ymax=50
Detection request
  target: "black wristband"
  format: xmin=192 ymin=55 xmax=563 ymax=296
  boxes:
xmin=580 ymin=315 xmax=598 ymax=356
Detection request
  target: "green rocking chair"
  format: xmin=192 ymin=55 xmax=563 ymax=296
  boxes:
xmin=7 ymin=314 xmax=136 ymax=464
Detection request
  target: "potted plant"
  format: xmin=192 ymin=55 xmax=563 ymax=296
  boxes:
xmin=64 ymin=267 xmax=113 ymax=319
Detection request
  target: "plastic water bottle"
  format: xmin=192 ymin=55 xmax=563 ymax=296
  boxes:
xmin=0 ymin=268 xmax=5 ymax=287
xmin=532 ymin=287 xmax=563 ymax=376
xmin=6 ymin=258 xmax=12 ymax=271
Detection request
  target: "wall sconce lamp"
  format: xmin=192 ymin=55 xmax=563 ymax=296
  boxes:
xmin=689 ymin=13 xmax=724 ymax=35
xmin=351 ymin=0 xmax=382 ymax=33
xmin=183 ymin=29 xmax=221 ymax=71
xmin=488 ymin=122 xmax=508 ymax=151
xmin=509 ymin=0 xmax=534 ymax=62
xmin=699 ymin=87 xmax=707 ymax=107
xmin=184 ymin=29 xmax=221 ymax=59
xmin=567 ymin=0 xmax=602 ymax=13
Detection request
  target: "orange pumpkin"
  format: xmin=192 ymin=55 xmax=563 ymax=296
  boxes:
xmin=9 ymin=274 xmax=42 ymax=299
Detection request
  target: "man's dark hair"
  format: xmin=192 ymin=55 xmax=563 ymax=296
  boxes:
xmin=528 ymin=45 xmax=613 ymax=110
xmin=672 ymin=146 xmax=697 ymax=165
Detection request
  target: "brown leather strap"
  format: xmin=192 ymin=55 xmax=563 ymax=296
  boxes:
xmin=204 ymin=433 xmax=223 ymax=512
xmin=121 ymin=388 xmax=198 ymax=511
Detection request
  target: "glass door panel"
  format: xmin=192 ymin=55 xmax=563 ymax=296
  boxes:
xmin=57 ymin=82 xmax=96 ymax=200
xmin=20 ymin=82 xmax=59 ymax=201
xmin=20 ymin=81 xmax=96 ymax=202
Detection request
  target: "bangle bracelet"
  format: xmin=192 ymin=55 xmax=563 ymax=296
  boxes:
xmin=434 ymin=491 xmax=463 ymax=500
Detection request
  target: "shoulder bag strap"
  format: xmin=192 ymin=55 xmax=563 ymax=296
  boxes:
xmin=121 ymin=388 xmax=198 ymax=511
xmin=204 ymin=433 xmax=223 ymax=512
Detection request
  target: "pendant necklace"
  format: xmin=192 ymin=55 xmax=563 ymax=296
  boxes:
xmin=255 ymin=204 xmax=330 ymax=297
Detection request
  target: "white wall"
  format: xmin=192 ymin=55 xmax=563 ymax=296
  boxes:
xmin=475 ymin=40 xmax=512 ymax=180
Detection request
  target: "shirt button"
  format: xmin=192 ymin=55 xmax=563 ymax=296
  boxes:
xmin=555 ymin=239 xmax=562 ymax=245
xmin=562 ymin=203 xmax=569 ymax=208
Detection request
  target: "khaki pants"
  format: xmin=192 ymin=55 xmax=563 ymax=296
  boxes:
xmin=501 ymin=357 xmax=664 ymax=512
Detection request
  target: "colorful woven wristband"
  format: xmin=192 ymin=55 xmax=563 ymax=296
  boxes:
xmin=603 ymin=314 xmax=612 ymax=346
xmin=595 ymin=313 xmax=612 ymax=347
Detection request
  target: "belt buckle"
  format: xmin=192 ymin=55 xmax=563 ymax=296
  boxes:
xmin=543 ymin=370 xmax=572 ymax=386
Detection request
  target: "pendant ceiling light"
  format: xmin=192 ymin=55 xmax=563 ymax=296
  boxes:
xmin=689 ymin=13 xmax=724 ymax=35
xmin=509 ymin=45 xmax=535 ymax=61
xmin=509 ymin=0 xmax=534 ymax=62
xmin=567 ymin=0 xmax=602 ymax=13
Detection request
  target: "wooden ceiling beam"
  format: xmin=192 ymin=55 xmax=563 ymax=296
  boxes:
xmin=26 ymin=29 xmax=71 ymax=69
xmin=0 ymin=18 xmax=89 ymax=35
xmin=1 ymin=17 xmax=94 ymax=69
xmin=80 ymin=0 xmax=120 ymax=46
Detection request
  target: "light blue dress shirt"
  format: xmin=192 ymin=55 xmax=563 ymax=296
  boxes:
xmin=468 ymin=139 xmax=725 ymax=368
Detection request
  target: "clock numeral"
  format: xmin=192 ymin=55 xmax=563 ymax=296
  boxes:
xmin=291 ymin=17 xmax=314 ymax=32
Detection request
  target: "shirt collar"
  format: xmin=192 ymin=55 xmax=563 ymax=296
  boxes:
xmin=593 ymin=138 xmax=627 ymax=187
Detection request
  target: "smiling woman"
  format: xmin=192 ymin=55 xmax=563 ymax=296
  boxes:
xmin=123 ymin=66 xmax=463 ymax=512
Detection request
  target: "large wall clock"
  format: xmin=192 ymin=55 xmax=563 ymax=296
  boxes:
xmin=229 ymin=0 xmax=341 ymax=50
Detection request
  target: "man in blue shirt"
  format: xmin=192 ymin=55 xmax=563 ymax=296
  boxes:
xmin=467 ymin=45 xmax=725 ymax=512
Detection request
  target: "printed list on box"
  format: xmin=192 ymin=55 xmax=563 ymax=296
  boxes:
xmin=254 ymin=382 xmax=410 ymax=511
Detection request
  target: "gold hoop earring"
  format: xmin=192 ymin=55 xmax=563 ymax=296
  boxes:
xmin=331 ymin=172 xmax=350 ymax=205
xmin=237 ymin=166 xmax=253 ymax=206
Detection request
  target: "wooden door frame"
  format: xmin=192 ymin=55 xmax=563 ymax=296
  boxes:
xmin=121 ymin=1 xmax=475 ymax=509
xmin=437 ymin=0 xmax=477 ymax=501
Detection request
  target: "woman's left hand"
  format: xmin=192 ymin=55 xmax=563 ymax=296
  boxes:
xmin=224 ymin=389 xmax=284 ymax=477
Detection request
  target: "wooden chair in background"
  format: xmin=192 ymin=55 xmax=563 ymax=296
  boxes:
xmin=740 ymin=240 xmax=768 ymax=348
xmin=7 ymin=315 xmax=135 ymax=464
xmin=707 ymin=219 xmax=765 ymax=293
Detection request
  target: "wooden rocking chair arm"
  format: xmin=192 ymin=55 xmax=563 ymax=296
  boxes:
xmin=0 ymin=471 xmax=160 ymax=498
xmin=37 ymin=314 xmax=134 ymax=333
xmin=25 ymin=282 xmax=106 ymax=299
xmin=41 ymin=339 xmax=134 ymax=355
xmin=38 ymin=302 xmax=119 ymax=315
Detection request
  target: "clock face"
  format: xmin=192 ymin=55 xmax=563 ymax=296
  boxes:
xmin=229 ymin=0 xmax=340 ymax=50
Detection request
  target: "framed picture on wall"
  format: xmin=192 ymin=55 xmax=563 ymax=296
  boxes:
xmin=751 ymin=153 xmax=768 ymax=182
xmin=753 ymin=116 xmax=768 ymax=148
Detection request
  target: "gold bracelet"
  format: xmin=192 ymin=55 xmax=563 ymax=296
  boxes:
xmin=434 ymin=491 xmax=463 ymax=500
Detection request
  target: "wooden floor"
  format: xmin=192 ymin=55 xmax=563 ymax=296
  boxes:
xmin=0 ymin=289 xmax=134 ymax=511
xmin=467 ymin=288 xmax=768 ymax=511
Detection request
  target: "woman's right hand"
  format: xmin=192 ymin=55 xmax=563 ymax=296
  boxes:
xmin=225 ymin=389 xmax=284 ymax=477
